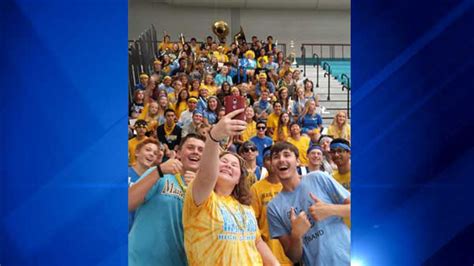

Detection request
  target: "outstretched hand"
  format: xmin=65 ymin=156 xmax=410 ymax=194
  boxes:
xmin=210 ymin=109 xmax=247 ymax=141
xmin=308 ymin=193 xmax=332 ymax=222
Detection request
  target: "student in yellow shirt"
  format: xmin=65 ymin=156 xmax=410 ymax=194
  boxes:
xmin=273 ymin=112 xmax=290 ymax=142
xmin=327 ymin=111 xmax=351 ymax=142
xmin=128 ymin=120 xmax=149 ymax=166
xmin=287 ymin=122 xmax=311 ymax=166
xmin=266 ymin=101 xmax=283 ymax=138
xmin=182 ymin=109 xmax=279 ymax=266
xmin=329 ymin=138 xmax=351 ymax=228
xmin=251 ymin=148 xmax=293 ymax=266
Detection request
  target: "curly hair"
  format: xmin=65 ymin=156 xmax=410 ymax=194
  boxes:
xmin=219 ymin=152 xmax=252 ymax=206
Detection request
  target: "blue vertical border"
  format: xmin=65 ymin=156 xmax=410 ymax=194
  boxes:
xmin=352 ymin=0 xmax=474 ymax=265
xmin=0 ymin=0 xmax=128 ymax=265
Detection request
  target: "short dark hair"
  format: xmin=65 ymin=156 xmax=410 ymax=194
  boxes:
xmin=164 ymin=108 xmax=175 ymax=116
xmin=178 ymin=133 xmax=206 ymax=149
xmin=270 ymin=141 xmax=299 ymax=158
xmin=256 ymin=120 xmax=266 ymax=127
xmin=289 ymin=122 xmax=300 ymax=129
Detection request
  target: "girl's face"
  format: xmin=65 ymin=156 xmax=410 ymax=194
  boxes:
xmin=200 ymin=89 xmax=208 ymax=98
xmin=305 ymin=81 xmax=313 ymax=90
xmin=192 ymin=80 xmax=200 ymax=89
xmin=159 ymin=96 xmax=168 ymax=107
xmin=205 ymin=75 xmax=213 ymax=84
xmin=282 ymin=113 xmax=290 ymax=123
xmin=308 ymin=100 xmax=316 ymax=112
xmin=209 ymin=98 xmax=218 ymax=110
xmin=245 ymin=107 xmax=254 ymax=119
xmin=136 ymin=91 xmax=145 ymax=100
xmin=297 ymin=87 xmax=304 ymax=96
xmin=149 ymin=102 xmax=159 ymax=115
xmin=217 ymin=153 xmax=242 ymax=186
xmin=223 ymin=83 xmax=230 ymax=91
xmin=336 ymin=112 xmax=346 ymax=124
xmin=280 ymin=89 xmax=288 ymax=99
xmin=180 ymin=89 xmax=188 ymax=99
xmin=232 ymin=89 xmax=240 ymax=96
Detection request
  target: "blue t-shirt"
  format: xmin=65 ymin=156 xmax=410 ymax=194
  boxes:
xmin=129 ymin=168 xmax=188 ymax=266
xmin=299 ymin=113 xmax=323 ymax=134
xmin=203 ymin=109 xmax=218 ymax=125
xmin=250 ymin=136 xmax=273 ymax=167
xmin=267 ymin=171 xmax=351 ymax=266
xmin=128 ymin=167 xmax=141 ymax=232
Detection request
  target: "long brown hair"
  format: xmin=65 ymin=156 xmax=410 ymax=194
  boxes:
xmin=219 ymin=152 xmax=252 ymax=206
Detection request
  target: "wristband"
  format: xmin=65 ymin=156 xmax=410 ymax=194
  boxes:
xmin=208 ymin=127 xmax=221 ymax=143
xmin=156 ymin=165 xmax=164 ymax=178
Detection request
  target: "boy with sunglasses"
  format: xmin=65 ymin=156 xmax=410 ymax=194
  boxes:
xmin=238 ymin=141 xmax=262 ymax=184
xmin=250 ymin=120 xmax=273 ymax=167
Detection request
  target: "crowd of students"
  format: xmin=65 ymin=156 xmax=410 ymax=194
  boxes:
xmin=128 ymin=33 xmax=352 ymax=265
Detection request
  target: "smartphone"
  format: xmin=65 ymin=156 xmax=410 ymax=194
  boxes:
xmin=224 ymin=95 xmax=246 ymax=121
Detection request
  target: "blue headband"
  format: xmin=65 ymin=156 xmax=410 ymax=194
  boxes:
xmin=330 ymin=142 xmax=351 ymax=151
xmin=307 ymin=145 xmax=323 ymax=154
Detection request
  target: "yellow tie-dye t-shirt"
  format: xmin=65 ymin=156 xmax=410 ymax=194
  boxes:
xmin=250 ymin=179 xmax=293 ymax=266
xmin=183 ymin=183 xmax=263 ymax=266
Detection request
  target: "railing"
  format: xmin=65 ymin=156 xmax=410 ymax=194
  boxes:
xmin=322 ymin=62 xmax=331 ymax=100
xmin=312 ymin=53 xmax=320 ymax=87
xmin=340 ymin=73 xmax=350 ymax=87
xmin=301 ymin=43 xmax=350 ymax=61
xmin=341 ymin=85 xmax=351 ymax=119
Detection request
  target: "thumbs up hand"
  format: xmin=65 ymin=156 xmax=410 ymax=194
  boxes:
xmin=308 ymin=193 xmax=332 ymax=222
xmin=290 ymin=207 xmax=311 ymax=239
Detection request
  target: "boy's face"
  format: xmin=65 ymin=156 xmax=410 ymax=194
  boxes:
xmin=271 ymin=149 xmax=298 ymax=180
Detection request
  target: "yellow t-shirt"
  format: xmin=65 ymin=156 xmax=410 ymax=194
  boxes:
xmin=288 ymin=135 xmax=311 ymax=166
xmin=201 ymin=84 xmax=218 ymax=96
xmin=327 ymin=124 xmax=351 ymax=142
xmin=128 ymin=136 xmax=148 ymax=166
xmin=266 ymin=113 xmax=280 ymax=136
xmin=250 ymin=179 xmax=293 ymax=266
xmin=273 ymin=126 xmax=289 ymax=142
xmin=183 ymin=183 xmax=263 ymax=266
xmin=333 ymin=170 xmax=351 ymax=191
xmin=175 ymin=101 xmax=188 ymax=118
xmin=188 ymin=89 xmax=199 ymax=98
xmin=333 ymin=170 xmax=351 ymax=227
xmin=241 ymin=121 xmax=257 ymax=142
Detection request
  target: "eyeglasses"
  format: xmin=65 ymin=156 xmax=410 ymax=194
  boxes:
xmin=257 ymin=126 xmax=266 ymax=130
xmin=329 ymin=149 xmax=348 ymax=155
xmin=243 ymin=147 xmax=257 ymax=153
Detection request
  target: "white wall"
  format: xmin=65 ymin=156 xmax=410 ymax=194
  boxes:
xmin=129 ymin=1 xmax=350 ymax=57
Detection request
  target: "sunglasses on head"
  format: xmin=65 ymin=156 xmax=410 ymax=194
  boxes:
xmin=257 ymin=126 xmax=266 ymax=130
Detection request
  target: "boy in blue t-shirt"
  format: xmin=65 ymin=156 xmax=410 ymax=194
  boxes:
xmin=250 ymin=120 xmax=273 ymax=167
xmin=266 ymin=141 xmax=351 ymax=266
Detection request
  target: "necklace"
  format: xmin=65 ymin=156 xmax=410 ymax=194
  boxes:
xmin=174 ymin=174 xmax=187 ymax=192
xmin=164 ymin=123 xmax=175 ymax=136
xmin=221 ymin=199 xmax=247 ymax=232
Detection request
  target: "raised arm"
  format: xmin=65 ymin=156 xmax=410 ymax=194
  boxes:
xmin=128 ymin=159 xmax=182 ymax=211
xmin=191 ymin=109 xmax=247 ymax=205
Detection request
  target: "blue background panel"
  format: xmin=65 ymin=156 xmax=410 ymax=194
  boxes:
xmin=352 ymin=0 xmax=474 ymax=265
xmin=0 ymin=0 xmax=128 ymax=265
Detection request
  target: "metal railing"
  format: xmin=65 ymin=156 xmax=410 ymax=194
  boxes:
xmin=300 ymin=42 xmax=350 ymax=74
xmin=312 ymin=53 xmax=320 ymax=87
xmin=322 ymin=62 xmax=332 ymax=100
xmin=340 ymin=74 xmax=351 ymax=118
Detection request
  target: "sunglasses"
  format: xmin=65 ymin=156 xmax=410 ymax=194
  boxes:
xmin=329 ymin=149 xmax=348 ymax=155
xmin=257 ymin=126 xmax=266 ymax=130
xmin=243 ymin=147 xmax=257 ymax=153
